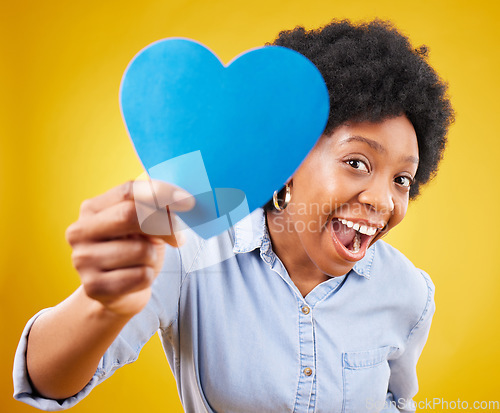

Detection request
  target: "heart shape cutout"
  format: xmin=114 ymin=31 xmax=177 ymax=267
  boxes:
xmin=120 ymin=38 xmax=329 ymax=239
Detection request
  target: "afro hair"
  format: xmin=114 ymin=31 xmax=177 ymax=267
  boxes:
xmin=266 ymin=19 xmax=454 ymax=203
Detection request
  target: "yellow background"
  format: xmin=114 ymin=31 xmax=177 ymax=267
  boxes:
xmin=2 ymin=0 xmax=499 ymax=412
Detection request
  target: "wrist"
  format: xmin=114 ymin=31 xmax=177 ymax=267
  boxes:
xmin=76 ymin=286 xmax=137 ymax=325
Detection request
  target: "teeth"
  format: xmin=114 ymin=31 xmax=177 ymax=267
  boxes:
xmin=337 ymin=218 xmax=378 ymax=236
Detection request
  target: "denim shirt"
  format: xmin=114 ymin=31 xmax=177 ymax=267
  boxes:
xmin=13 ymin=207 xmax=435 ymax=412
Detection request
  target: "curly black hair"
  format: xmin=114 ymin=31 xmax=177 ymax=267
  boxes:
xmin=265 ymin=19 xmax=454 ymax=208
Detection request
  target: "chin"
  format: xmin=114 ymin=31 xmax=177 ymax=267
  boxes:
xmin=327 ymin=262 xmax=356 ymax=277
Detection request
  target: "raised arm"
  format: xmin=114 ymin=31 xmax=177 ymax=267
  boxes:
xmin=25 ymin=180 xmax=194 ymax=400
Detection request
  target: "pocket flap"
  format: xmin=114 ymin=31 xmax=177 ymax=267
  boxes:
xmin=343 ymin=346 xmax=397 ymax=369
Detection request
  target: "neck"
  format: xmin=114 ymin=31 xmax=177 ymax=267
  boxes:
xmin=265 ymin=208 xmax=330 ymax=297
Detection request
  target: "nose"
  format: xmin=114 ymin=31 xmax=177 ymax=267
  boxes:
xmin=358 ymin=179 xmax=395 ymax=215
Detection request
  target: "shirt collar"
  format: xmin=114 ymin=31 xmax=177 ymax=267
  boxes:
xmin=232 ymin=207 xmax=375 ymax=279
xmin=232 ymin=207 xmax=268 ymax=254
xmin=351 ymin=244 xmax=375 ymax=279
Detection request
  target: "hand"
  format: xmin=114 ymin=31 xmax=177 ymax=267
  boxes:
xmin=65 ymin=180 xmax=195 ymax=317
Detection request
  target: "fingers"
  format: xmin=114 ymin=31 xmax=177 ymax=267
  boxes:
xmin=79 ymin=179 xmax=195 ymax=217
xmin=82 ymin=266 xmax=156 ymax=300
xmin=71 ymin=238 xmax=157 ymax=271
xmin=66 ymin=179 xmax=193 ymax=315
xmin=134 ymin=179 xmax=195 ymax=212
xmin=79 ymin=181 xmax=134 ymax=216
xmin=134 ymin=180 xmax=194 ymax=240
xmin=67 ymin=192 xmax=191 ymax=243
xmin=68 ymin=200 xmax=144 ymax=242
xmin=73 ymin=237 xmax=163 ymax=302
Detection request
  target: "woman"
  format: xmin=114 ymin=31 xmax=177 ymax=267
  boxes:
xmin=14 ymin=19 xmax=453 ymax=412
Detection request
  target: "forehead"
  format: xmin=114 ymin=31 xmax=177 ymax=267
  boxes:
xmin=328 ymin=115 xmax=419 ymax=159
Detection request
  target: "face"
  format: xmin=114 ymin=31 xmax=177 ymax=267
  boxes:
xmin=277 ymin=114 xmax=419 ymax=277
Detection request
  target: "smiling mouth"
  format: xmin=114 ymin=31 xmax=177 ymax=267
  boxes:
xmin=329 ymin=218 xmax=381 ymax=260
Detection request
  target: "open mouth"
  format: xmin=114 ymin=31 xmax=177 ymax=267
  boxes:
xmin=329 ymin=218 xmax=380 ymax=261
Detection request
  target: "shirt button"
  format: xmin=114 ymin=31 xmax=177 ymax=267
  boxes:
xmin=303 ymin=367 xmax=313 ymax=376
xmin=301 ymin=306 xmax=310 ymax=315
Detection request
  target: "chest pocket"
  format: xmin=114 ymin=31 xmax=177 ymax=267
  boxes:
xmin=342 ymin=346 xmax=396 ymax=413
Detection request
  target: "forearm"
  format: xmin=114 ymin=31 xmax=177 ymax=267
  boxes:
xmin=26 ymin=286 xmax=134 ymax=400
xmin=23 ymin=180 xmax=190 ymax=402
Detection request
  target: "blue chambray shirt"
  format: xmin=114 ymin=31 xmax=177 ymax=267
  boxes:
xmin=13 ymin=207 xmax=435 ymax=412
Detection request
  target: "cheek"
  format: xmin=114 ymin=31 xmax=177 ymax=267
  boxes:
xmin=389 ymin=199 xmax=409 ymax=228
xmin=290 ymin=180 xmax=330 ymax=215
xmin=293 ymin=168 xmax=349 ymax=207
xmin=286 ymin=204 xmax=324 ymax=235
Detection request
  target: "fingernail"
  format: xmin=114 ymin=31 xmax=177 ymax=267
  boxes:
xmin=172 ymin=189 xmax=194 ymax=207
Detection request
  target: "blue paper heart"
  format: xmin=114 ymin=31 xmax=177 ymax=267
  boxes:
xmin=120 ymin=38 xmax=329 ymax=239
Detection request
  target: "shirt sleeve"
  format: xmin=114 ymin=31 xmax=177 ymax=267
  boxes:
xmin=13 ymin=244 xmax=184 ymax=411
xmin=386 ymin=269 xmax=436 ymax=412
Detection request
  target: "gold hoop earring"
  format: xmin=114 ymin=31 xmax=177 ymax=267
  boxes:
xmin=273 ymin=184 xmax=291 ymax=211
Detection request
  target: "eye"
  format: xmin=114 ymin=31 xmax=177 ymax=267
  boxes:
xmin=395 ymin=175 xmax=413 ymax=188
xmin=346 ymin=159 xmax=369 ymax=172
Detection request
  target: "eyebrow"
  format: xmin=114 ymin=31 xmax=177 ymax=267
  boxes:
xmin=340 ymin=135 xmax=386 ymax=153
xmin=403 ymin=155 xmax=419 ymax=164
xmin=340 ymin=135 xmax=419 ymax=164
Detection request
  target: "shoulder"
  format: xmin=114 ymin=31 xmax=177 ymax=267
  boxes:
xmin=371 ymin=240 xmax=434 ymax=292
xmin=370 ymin=240 xmax=435 ymax=322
